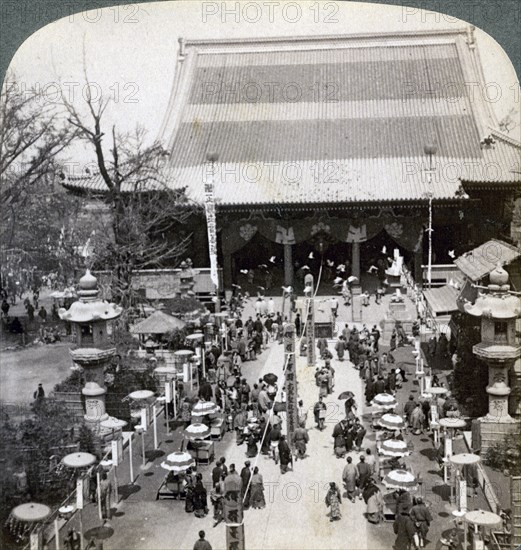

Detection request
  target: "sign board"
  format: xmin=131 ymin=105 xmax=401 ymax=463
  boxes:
xmin=223 ymin=485 xmax=245 ymax=550
xmin=204 ymin=163 xmax=219 ymax=288
xmin=76 ymin=478 xmax=85 ymax=510
xmin=165 ymin=380 xmax=172 ymax=403
xmin=111 ymin=437 xmax=123 ymax=466
xmin=140 ymin=407 xmax=148 ymax=431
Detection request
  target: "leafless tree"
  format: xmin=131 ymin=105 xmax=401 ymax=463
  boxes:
xmin=62 ymin=69 xmax=196 ymax=309
xmin=0 ymin=73 xmax=86 ymax=285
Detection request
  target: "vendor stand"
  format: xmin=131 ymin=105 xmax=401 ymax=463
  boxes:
xmin=157 ymin=452 xmax=196 ymax=500
xmin=7 ymin=503 xmax=51 ymax=546
xmin=182 ymin=423 xmax=215 ymax=465
xmin=463 ymin=510 xmax=502 ymax=550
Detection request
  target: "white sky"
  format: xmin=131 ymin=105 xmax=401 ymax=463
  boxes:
xmin=7 ymin=0 xmax=521 ymax=170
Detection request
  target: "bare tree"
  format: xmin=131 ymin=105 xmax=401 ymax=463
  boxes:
xmin=0 ymin=73 xmax=78 ymax=273
xmin=62 ymin=72 xmax=196 ymax=309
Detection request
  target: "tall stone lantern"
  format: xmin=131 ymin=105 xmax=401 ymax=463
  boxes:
xmin=463 ymin=265 xmax=521 ymax=452
xmin=59 ymin=271 xmax=123 ymax=431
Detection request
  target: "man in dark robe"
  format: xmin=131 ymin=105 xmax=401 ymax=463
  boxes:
xmin=278 ymin=435 xmax=292 ymax=474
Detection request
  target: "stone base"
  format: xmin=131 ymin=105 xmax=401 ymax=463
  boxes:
xmin=381 ymin=312 xmax=414 ymax=345
xmin=476 ymin=415 xmax=521 ymax=454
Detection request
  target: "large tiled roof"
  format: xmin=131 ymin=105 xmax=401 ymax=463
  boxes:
xmin=64 ymin=30 xmax=521 ymax=205
xmin=454 ymin=239 xmax=521 ymax=281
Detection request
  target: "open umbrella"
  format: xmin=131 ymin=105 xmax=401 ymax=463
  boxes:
xmin=379 ymin=439 xmax=409 ymax=457
xmin=379 ymin=413 xmax=405 ymax=430
xmin=263 ymin=373 xmax=278 ymax=386
xmin=383 ymin=470 xmax=418 ymax=491
xmin=192 ymin=400 xmax=219 ymax=416
xmin=183 ymin=423 xmax=211 ymax=441
xmin=338 ymin=391 xmax=355 ymax=400
xmin=464 ymin=510 xmax=502 ymax=528
xmin=161 ymin=452 xmax=195 ymax=472
xmin=372 ymin=393 xmax=397 ymax=409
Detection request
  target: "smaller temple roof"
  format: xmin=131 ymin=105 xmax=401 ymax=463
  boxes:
xmin=454 ymin=239 xmax=521 ymax=282
xmin=130 ymin=310 xmax=186 ymax=334
xmin=423 ymin=285 xmax=460 ymax=315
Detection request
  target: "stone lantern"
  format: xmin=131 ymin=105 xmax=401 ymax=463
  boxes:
xmin=463 ymin=264 xmax=521 ymax=452
xmin=178 ymin=259 xmax=196 ymax=298
xmin=59 ymin=270 xmax=123 ymax=431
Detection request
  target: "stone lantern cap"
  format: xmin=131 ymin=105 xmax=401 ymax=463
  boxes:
xmin=463 ymin=265 xmax=521 ymax=319
xmin=59 ymin=270 xmax=122 ymax=323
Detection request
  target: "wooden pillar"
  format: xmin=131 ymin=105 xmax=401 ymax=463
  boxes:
xmin=352 ymin=242 xmax=360 ymax=279
xmin=223 ymin=250 xmax=233 ymax=292
xmin=414 ymin=250 xmax=423 ymax=288
xmin=284 ymin=243 xmax=294 ymax=286
xmin=351 ymin=242 xmax=361 ymax=294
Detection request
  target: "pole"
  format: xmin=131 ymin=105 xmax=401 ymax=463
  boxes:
xmin=79 ymin=508 xmax=84 ymax=550
xmin=428 ymin=191 xmax=433 ymax=289
xmin=153 ymin=405 xmax=158 ymax=450
xmin=113 ymin=465 xmax=119 ymax=505
xmin=97 ymin=471 xmax=102 ymax=520
xmin=201 ymin=343 xmax=206 ymax=378
xmin=141 ymin=429 xmax=146 ymax=467
xmin=129 ymin=434 xmax=134 ymax=483
xmin=54 ymin=518 xmax=60 ymax=550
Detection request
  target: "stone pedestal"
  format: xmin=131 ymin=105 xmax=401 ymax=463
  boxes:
xmin=381 ymin=302 xmax=414 ymax=345
xmin=82 ymin=381 xmax=109 ymax=429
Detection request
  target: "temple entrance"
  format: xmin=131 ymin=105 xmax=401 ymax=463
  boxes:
xmin=232 ymin=232 xmax=284 ymax=294
xmin=360 ymin=230 xmax=413 ymax=293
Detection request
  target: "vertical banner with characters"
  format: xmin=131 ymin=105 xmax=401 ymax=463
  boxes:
xmin=204 ymin=160 xmax=219 ymax=289
xmin=223 ymin=477 xmax=245 ymax=550
xmin=284 ymin=323 xmax=298 ymax=454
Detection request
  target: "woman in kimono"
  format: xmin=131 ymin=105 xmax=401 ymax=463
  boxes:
xmin=325 ymin=482 xmax=342 ymax=522
xmin=293 ymin=426 xmax=309 ymax=460
xmin=210 ymin=485 xmax=223 ymax=527
xmin=335 ymin=336 xmax=347 ymax=361
xmin=184 ymin=478 xmax=194 ymax=513
xmin=246 ymin=432 xmax=258 ymax=458
xmin=249 ymin=467 xmax=266 ymax=508
xmin=363 ymin=480 xmax=384 ymax=524
xmin=193 ymin=475 xmax=208 ymax=518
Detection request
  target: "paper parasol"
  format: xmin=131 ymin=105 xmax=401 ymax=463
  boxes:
xmin=161 ymin=451 xmax=196 ymax=472
xmin=383 ymin=469 xmax=418 ymax=491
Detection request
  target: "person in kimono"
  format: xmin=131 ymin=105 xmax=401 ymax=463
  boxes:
xmin=325 ymin=482 xmax=342 ymax=522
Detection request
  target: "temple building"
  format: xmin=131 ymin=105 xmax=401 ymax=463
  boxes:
xmin=63 ymin=28 xmax=521 ymax=294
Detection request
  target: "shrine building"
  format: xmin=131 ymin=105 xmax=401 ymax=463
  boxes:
xmin=64 ymin=28 xmax=521 ymax=295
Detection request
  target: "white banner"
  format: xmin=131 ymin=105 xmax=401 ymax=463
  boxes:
xmin=111 ymin=438 xmax=123 ymax=466
xmin=140 ymin=407 xmax=148 ymax=431
xmin=76 ymin=478 xmax=85 ymax=510
xmin=204 ymin=164 xmax=219 ymax=288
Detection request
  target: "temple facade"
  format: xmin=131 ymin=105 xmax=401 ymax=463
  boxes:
xmin=63 ymin=28 xmax=521 ymax=294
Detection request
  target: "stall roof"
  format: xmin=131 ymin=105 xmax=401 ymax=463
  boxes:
xmin=130 ymin=310 xmax=186 ymax=334
xmin=423 ymin=285 xmax=460 ymax=314
xmin=454 ymin=239 xmax=521 ymax=282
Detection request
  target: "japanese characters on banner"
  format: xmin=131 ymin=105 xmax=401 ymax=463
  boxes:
xmin=223 ymin=484 xmax=245 ymax=550
xmin=304 ymin=274 xmax=316 ymax=367
xmin=111 ymin=438 xmax=123 ymax=466
xmin=204 ymin=165 xmax=219 ymax=288
xmin=76 ymin=478 xmax=85 ymax=509
xmin=284 ymin=323 xmax=298 ymax=452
